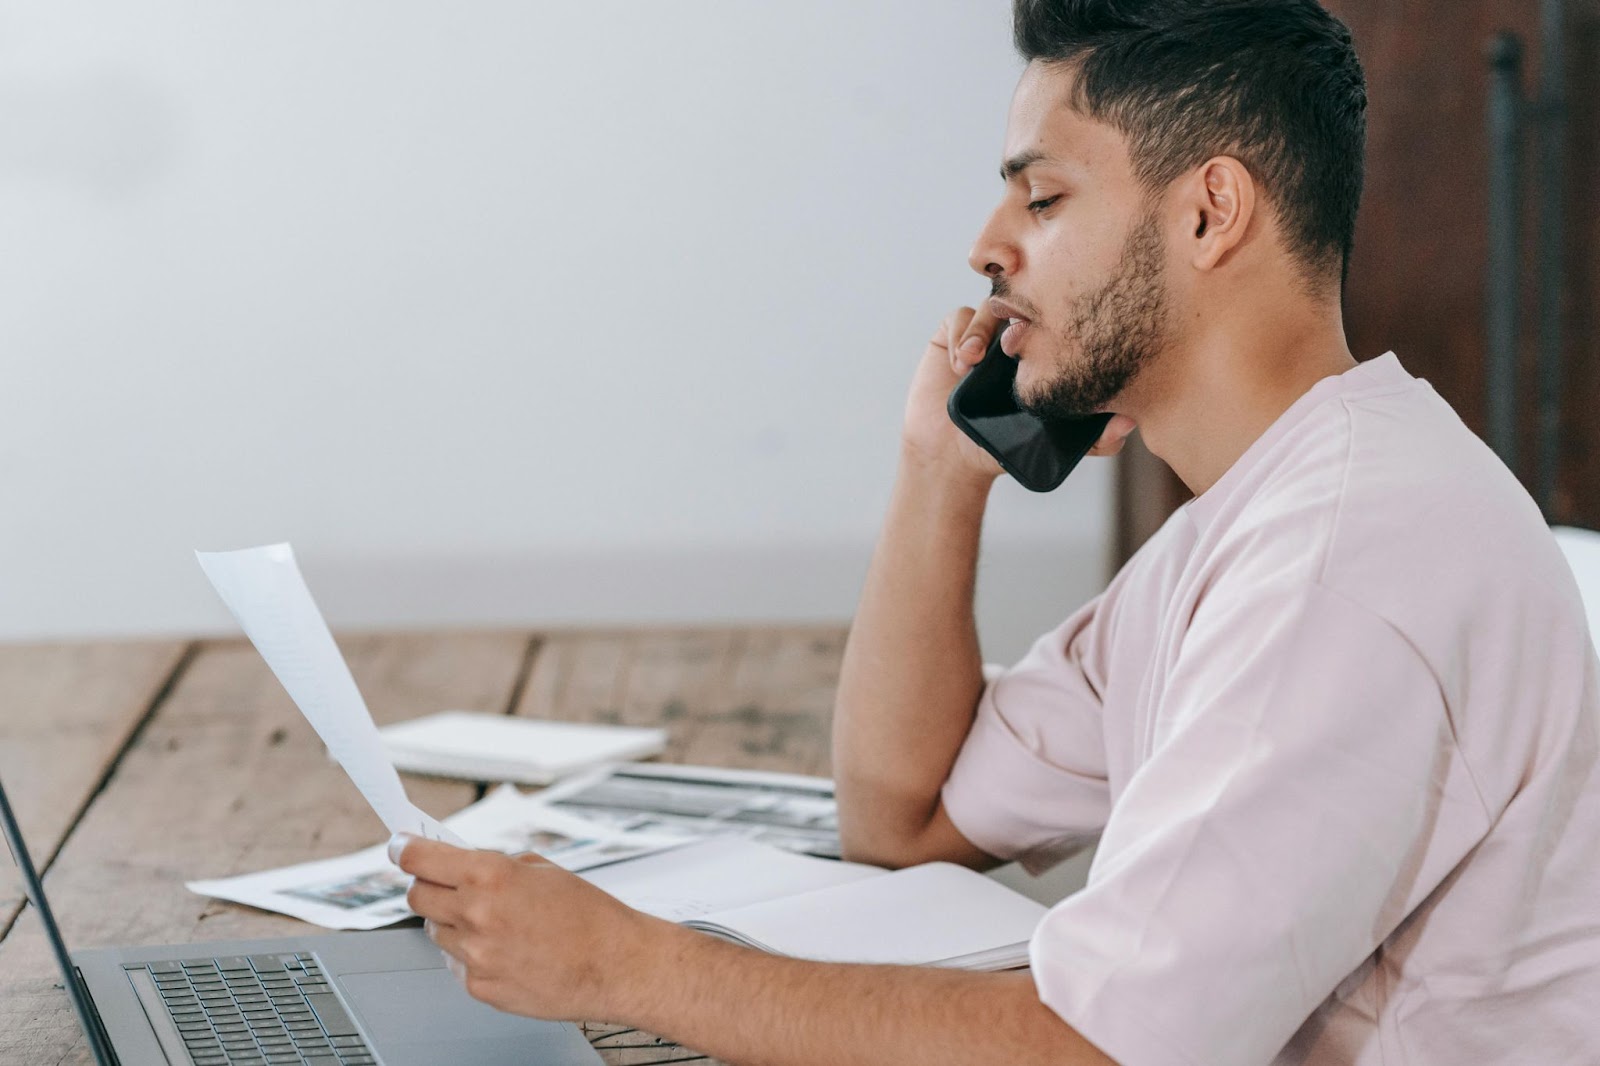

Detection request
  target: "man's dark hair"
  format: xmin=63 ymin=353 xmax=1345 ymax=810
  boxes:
xmin=1013 ymin=0 xmax=1367 ymax=290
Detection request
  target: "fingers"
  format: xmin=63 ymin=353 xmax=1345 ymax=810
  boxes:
xmin=408 ymin=878 xmax=466 ymax=925
xmin=950 ymin=307 xmax=1002 ymax=376
xmin=423 ymin=916 xmax=475 ymax=992
xmin=927 ymin=304 xmax=1002 ymax=380
xmin=390 ymin=833 xmax=482 ymax=889
xmin=1086 ymin=414 xmax=1138 ymax=457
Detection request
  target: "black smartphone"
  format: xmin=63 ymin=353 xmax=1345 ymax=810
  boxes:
xmin=946 ymin=331 xmax=1114 ymax=492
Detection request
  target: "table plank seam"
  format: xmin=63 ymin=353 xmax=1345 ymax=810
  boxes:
xmin=468 ymin=633 xmax=542 ymax=803
xmin=0 ymin=641 xmax=199 ymax=944
xmin=500 ymin=634 xmax=544 ymax=720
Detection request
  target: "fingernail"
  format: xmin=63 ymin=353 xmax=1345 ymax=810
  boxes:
xmin=387 ymin=832 xmax=414 ymax=865
xmin=960 ymin=335 xmax=984 ymax=355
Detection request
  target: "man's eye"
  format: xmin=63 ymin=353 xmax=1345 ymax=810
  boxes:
xmin=1027 ymin=195 xmax=1062 ymax=214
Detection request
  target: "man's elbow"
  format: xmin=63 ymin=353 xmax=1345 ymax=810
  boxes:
xmin=837 ymin=804 xmax=1000 ymax=871
xmin=838 ymin=833 xmax=925 ymax=870
xmin=836 ymin=814 xmax=925 ymax=869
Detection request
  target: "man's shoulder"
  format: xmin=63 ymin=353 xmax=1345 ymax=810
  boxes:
xmin=1216 ymin=379 xmax=1585 ymax=696
xmin=1318 ymin=381 xmax=1561 ymax=598
xmin=1192 ymin=377 xmax=1569 ymax=634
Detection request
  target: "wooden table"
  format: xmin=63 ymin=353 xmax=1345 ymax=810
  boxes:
xmin=0 ymin=626 xmax=846 ymax=1065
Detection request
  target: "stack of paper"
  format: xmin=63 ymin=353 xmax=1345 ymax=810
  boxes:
xmin=379 ymin=711 xmax=666 ymax=785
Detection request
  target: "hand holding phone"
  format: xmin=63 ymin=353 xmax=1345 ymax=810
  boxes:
xmin=947 ymin=331 xmax=1114 ymax=492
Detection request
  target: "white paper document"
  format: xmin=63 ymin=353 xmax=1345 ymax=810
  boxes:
xmin=378 ymin=711 xmax=667 ymax=785
xmin=195 ymin=542 xmax=463 ymax=845
xmin=187 ymin=786 xmax=689 ymax=930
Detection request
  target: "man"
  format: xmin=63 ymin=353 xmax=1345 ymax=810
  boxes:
xmin=394 ymin=1 xmax=1600 ymax=1062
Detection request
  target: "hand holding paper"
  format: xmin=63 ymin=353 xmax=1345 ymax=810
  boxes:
xmin=195 ymin=543 xmax=466 ymax=846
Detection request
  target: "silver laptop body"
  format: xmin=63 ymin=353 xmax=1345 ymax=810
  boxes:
xmin=1 ymin=774 xmax=603 ymax=1066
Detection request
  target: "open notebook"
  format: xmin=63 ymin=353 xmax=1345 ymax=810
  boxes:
xmin=582 ymin=838 xmax=1047 ymax=971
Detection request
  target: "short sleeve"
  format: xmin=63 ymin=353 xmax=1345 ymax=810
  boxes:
xmin=1028 ymin=584 xmax=1492 ymax=1066
xmin=941 ymin=596 xmax=1114 ymax=874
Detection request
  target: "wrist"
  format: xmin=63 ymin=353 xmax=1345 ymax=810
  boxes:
xmin=598 ymin=912 xmax=697 ymax=1026
xmin=896 ymin=446 xmax=999 ymax=511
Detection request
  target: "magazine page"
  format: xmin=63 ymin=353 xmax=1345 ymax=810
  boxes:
xmin=531 ymin=762 xmax=840 ymax=856
xmin=187 ymin=786 xmax=688 ymax=929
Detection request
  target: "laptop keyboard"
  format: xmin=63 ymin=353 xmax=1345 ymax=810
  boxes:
xmin=137 ymin=951 xmax=376 ymax=1065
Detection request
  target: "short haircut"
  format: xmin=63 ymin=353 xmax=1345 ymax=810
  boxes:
xmin=1013 ymin=0 xmax=1368 ymax=289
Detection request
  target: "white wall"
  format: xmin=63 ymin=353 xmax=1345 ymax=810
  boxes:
xmin=0 ymin=1 xmax=1112 ymax=662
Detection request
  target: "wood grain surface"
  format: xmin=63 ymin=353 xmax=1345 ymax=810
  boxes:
xmin=0 ymin=641 xmax=191 ymax=934
xmin=0 ymin=626 xmax=848 ymax=1066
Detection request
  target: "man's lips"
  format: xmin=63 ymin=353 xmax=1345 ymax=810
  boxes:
xmin=988 ymin=296 xmax=1031 ymax=324
xmin=989 ymin=296 xmax=1033 ymax=355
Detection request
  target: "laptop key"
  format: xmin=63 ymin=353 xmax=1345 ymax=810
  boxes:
xmin=302 ymin=993 xmax=360 ymax=1038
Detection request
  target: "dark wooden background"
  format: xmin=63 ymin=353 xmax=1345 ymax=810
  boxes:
xmin=1118 ymin=0 xmax=1600 ymax=559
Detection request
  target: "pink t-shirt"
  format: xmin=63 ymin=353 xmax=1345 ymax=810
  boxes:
xmin=942 ymin=353 xmax=1600 ymax=1065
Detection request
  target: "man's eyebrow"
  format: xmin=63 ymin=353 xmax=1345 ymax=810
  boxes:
xmin=1000 ymin=149 xmax=1051 ymax=183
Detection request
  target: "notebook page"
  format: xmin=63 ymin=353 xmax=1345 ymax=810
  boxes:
xmin=582 ymin=838 xmax=880 ymax=921
xmin=689 ymin=861 xmax=1047 ymax=967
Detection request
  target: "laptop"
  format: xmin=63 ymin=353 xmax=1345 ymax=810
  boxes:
xmin=0 ymin=773 xmax=603 ymax=1065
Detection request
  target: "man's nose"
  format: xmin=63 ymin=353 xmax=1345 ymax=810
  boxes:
xmin=967 ymin=207 xmax=1018 ymax=279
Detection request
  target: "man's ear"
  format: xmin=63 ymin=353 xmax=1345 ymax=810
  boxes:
xmin=1182 ymin=156 xmax=1255 ymax=272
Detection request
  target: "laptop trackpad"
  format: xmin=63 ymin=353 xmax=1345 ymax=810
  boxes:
xmin=338 ymin=967 xmax=600 ymax=1065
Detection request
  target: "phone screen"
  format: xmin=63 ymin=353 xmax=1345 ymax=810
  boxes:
xmin=946 ymin=331 xmax=1114 ymax=492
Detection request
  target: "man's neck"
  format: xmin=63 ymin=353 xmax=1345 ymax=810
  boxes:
xmin=1131 ymin=308 xmax=1357 ymax=497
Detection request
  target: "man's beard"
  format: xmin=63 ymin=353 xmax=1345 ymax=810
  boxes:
xmin=1016 ymin=210 xmax=1169 ymax=420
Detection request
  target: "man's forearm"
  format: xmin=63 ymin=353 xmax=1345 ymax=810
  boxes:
xmin=832 ymin=451 xmax=995 ymax=866
xmin=612 ymin=920 xmax=1114 ymax=1066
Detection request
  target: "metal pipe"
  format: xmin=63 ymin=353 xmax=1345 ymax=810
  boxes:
xmin=1535 ymin=0 xmax=1568 ymax=517
xmin=1486 ymin=32 xmax=1524 ymax=472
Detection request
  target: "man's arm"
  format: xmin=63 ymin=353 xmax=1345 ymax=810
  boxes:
xmin=624 ymin=921 xmax=1118 ymax=1066
xmin=832 ymin=306 xmax=1133 ymax=868
xmin=396 ymin=838 xmax=1120 ymax=1066
xmin=831 ymin=452 xmax=1001 ymax=869
xmin=831 ymin=306 xmax=1007 ymax=869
